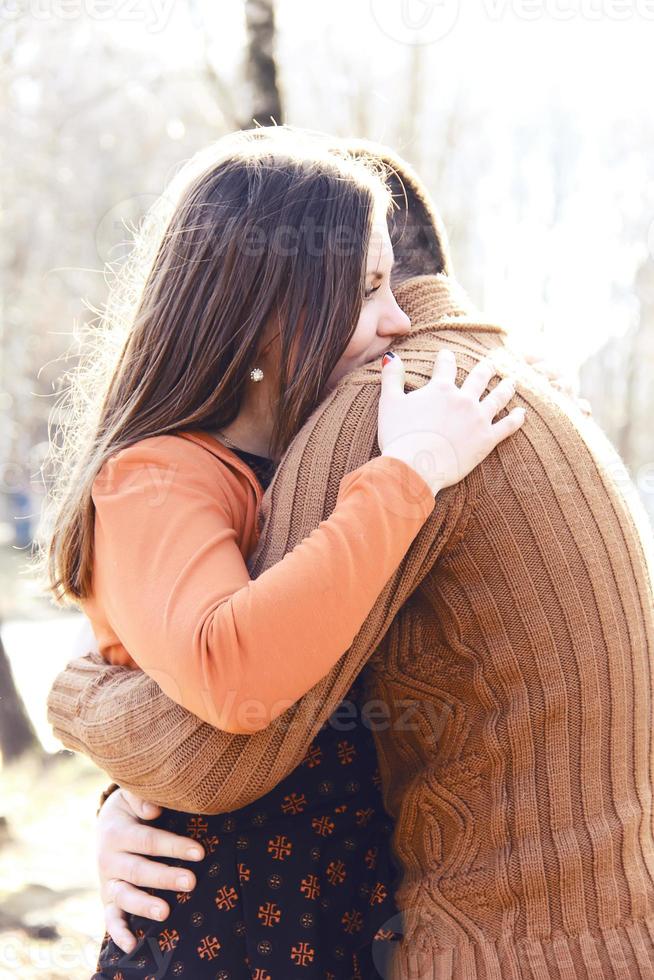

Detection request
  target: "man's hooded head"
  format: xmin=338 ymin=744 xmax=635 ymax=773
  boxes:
xmin=331 ymin=136 xmax=453 ymax=286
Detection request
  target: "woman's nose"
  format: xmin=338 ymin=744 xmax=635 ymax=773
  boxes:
xmin=379 ymin=303 xmax=410 ymax=338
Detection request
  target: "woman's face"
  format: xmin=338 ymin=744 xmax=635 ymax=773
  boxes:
xmin=324 ymin=214 xmax=411 ymax=392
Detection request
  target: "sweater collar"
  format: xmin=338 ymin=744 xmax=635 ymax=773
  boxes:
xmin=393 ymin=274 xmax=507 ymax=336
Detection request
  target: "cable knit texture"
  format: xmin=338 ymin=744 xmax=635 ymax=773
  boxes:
xmin=47 ymin=274 xmax=654 ymax=978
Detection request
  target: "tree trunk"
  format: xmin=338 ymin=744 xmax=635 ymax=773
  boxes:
xmin=242 ymin=0 xmax=284 ymax=128
xmin=0 ymin=627 xmax=41 ymax=764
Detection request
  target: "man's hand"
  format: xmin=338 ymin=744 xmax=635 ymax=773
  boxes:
xmin=96 ymin=787 xmax=205 ymax=953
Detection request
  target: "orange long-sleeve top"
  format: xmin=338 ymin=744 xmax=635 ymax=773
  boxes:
xmin=81 ymin=430 xmax=436 ymax=734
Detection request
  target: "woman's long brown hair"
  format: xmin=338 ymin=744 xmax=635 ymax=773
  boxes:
xmin=36 ymin=125 xmax=393 ymax=606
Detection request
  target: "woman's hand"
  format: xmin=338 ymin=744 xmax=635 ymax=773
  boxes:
xmin=514 ymin=337 xmax=593 ymax=416
xmin=96 ymin=787 xmax=205 ymax=953
xmin=72 ymin=614 xmax=101 ymax=658
xmin=522 ymin=348 xmax=593 ymax=416
xmin=378 ymin=349 xmax=525 ymax=495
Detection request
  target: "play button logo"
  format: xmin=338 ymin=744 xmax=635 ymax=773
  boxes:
xmin=369 ymin=0 xmax=461 ymax=45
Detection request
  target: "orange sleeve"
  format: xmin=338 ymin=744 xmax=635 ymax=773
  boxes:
xmin=91 ymin=436 xmax=435 ymax=733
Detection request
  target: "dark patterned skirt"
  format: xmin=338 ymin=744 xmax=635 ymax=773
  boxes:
xmin=92 ymin=678 xmax=402 ymax=979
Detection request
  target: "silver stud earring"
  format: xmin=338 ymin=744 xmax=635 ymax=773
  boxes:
xmin=250 ymin=367 xmax=264 ymax=382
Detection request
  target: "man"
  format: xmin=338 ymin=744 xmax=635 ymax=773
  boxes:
xmin=48 ymin=139 xmax=654 ymax=977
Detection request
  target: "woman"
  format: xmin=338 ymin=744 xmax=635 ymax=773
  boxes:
xmin=41 ymin=126 xmax=524 ymax=978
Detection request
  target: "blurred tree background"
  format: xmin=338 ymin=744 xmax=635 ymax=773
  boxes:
xmin=0 ymin=2 xmax=653 ymax=975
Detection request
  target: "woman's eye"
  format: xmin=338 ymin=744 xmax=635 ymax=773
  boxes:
xmin=364 ymin=284 xmax=381 ymax=300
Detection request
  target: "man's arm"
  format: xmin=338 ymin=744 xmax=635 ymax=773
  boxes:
xmin=47 ymin=369 xmax=467 ymax=814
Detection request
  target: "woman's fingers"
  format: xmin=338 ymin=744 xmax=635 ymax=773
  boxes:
xmin=430 ymin=348 xmax=457 ymax=385
xmin=379 ymin=351 xmax=406 ymax=401
xmin=103 ymin=899 xmax=138 ymax=954
xmin=481 ymin=377 xmax=516 ymax=420
xmin=490 ymin=406 xmax=526 ymax=443
xmin=460 ymin=357 xmax=497 ymax=400
xmin=105 ymin=878 xmax=170 ymax=924
xmin=107 ymin=850 xmax=197 ymax=895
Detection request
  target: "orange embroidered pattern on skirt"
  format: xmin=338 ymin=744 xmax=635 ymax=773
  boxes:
xmin=92 ymin=675 xmax=401 ymax=979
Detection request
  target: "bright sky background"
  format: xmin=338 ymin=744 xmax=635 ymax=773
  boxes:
xmin=58 ymin=0 xmax=654 ymax=371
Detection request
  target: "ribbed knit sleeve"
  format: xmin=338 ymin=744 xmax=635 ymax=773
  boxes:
xmin=46 ymin=377 xmax=467 ymax=813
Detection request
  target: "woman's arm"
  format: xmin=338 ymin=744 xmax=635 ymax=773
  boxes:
xmin=84 ymin=347 xmax=520 ymax=737
xmin=47 ymin=375 xmax=469 ymax=813
xmin=89 ymin=435 xmax=436 ymax=734
xmin=48 ymin=347 xmax=522 ymax=811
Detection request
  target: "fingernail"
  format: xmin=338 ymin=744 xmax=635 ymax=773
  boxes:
xmin=186 ymin=846 xmax=203 ymax=859
xmin=151 ymin=905 xmax=164 ymax=920
xmin=381 ymin=351 xmax=395 ymax=367
xmin=176 ymin=874 xmax=192 ymax=890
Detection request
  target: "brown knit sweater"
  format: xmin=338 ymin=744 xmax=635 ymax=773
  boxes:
xmin=47 ymin=274 xmax=654 ymax=977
